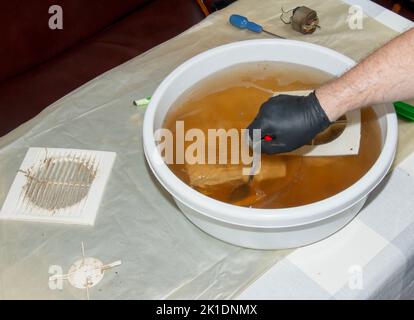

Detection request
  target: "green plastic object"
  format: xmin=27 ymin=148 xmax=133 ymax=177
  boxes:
xmin=394 ymin=101 xmax=414 ymax=121
xmin=133 ymin=96 xmax=152 ymax=108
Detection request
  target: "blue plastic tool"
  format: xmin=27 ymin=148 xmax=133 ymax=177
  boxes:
xmin=229 ymin=14 xmax=285 ymax=39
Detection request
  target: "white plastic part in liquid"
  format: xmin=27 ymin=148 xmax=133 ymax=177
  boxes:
xmin=142 ymin=39 xmax=397 ymax=249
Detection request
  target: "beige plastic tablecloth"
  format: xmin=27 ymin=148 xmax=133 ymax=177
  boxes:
xmin=0 ymin=0 xmax=412 ymax=299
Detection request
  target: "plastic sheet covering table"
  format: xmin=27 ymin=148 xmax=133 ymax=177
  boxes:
xmin=0 ymin=0 xmax=413 ymax=299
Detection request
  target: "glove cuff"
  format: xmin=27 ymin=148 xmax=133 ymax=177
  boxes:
xmin=309 ymin=91 xmax=332 ymax=131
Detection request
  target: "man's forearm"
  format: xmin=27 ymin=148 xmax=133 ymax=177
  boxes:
xmin=315 ymin=28 xmax=414 ymax=121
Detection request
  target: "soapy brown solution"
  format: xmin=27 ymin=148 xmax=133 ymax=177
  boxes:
xmin=163 ymin=62 xmax=382 ymax=208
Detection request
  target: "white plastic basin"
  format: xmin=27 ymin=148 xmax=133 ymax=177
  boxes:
xmin=143 ymin=39 xmax=397 ymax=249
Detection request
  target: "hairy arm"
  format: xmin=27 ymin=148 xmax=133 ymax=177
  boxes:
xmin=316 ymin=27 xmax=414 ymax=121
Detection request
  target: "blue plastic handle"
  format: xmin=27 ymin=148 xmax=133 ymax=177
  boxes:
xmin=229 ymin=14 xmax=263 ymax=33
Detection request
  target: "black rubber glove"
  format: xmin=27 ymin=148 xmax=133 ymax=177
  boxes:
xmin=247 ymin=91 xmax=331 ymax=154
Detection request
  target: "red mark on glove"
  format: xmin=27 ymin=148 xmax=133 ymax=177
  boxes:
xmin=263 ymin=135 xmax=273 ymax=141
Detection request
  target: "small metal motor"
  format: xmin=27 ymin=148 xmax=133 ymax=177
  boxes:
xmin=281 ymin=6 xmax=320 ymax=34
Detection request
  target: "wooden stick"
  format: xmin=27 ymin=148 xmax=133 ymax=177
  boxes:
xmin=196 ymin=0 xmax=210 ymax=16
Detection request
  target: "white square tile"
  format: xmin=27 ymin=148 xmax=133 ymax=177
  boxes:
xmin=358 ymin=169 xmax=414 ymax=241
xmin=237 ymin=260 xmax=331 ymax=300
xmin=399 ymin=152 xmax=414 ymax=178
xmin=287 ymin=219 xmax=389 ymax=294
xmin=0 ymin=147 xmax=116 ymax=225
